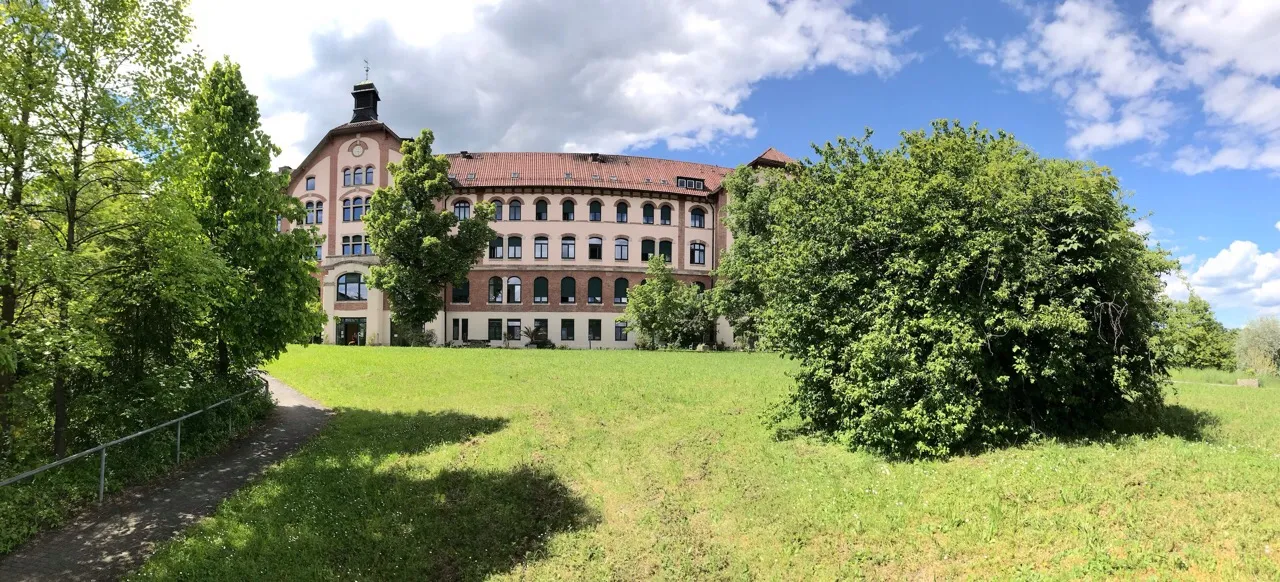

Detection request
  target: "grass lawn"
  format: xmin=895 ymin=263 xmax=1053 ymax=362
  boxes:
xmin=134 ymin=347 xmax=1280 ymax=580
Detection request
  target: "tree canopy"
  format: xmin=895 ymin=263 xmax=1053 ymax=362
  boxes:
xmin=735 ymin=120 xmax=1177 ymax=459
xmin=365 ymin=129 xmax=495 ymax=329
xmin=619 ymin=256 xmax=715 ymax=349
xmin=1163 ymin=293 xmax=1235 ymax=370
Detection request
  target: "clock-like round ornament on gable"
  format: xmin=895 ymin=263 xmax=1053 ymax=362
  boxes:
xmin=352 ymin=143 xmax=366 ymax=157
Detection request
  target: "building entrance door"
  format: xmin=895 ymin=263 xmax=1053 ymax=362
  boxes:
xmin=337 ymin=317 xmax=367 ymax=346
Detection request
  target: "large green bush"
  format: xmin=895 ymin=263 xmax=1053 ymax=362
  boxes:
xmin=1236 ymin=316 xmax=1280 ymax=375
xmin=746 ymin=121 xmax=1177 ymax=458
xmin=1162 ymin=294 xmax=1235 ymax=370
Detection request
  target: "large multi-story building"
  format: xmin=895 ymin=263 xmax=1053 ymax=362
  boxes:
xmin=282 ymin=81 xmax=791 ymax=347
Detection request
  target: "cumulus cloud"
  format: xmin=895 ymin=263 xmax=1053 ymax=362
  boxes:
xmin=189 ymin=0 xmax=915 ymax=165
xmin=946 ymin=0 xmax=1177 ymax=156
xmin=1182 ymin=241 xmax=1280 ymax=313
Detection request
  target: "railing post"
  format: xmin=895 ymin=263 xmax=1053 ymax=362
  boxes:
xmin=98 ymin=448 xmax=106 ymax=503
xmin=175 ymin=419 xmax=182 ymax=465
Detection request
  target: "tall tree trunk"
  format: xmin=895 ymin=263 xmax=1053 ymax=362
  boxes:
xmin=51 ymin=302 xmax=69 ymax=459
xmin=0 ymin=100 xmax=33 ymax=460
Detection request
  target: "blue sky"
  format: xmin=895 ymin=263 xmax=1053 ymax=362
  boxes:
xmin=190 ymin=0 xmax=1279 ymax=326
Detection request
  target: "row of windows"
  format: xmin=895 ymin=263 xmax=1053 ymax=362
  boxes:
xmin=304 ymin=201 xmax=324 ymax=225
xmin=456 ymin=318 xmax=626 ymax=343
xmin=452 ymin=199 xmax=705 ymax=228
xmin=448 ymin=276 xmax=630 ymax=305
xmin=343 ymin=166 xmax=376 ymax=187
xmin=487 ymin=235 xmax=705 ymax=265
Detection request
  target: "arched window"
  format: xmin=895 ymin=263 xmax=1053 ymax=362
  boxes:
xmin=561 ymin=236 xmax=576 ymax=259
xmin=560 ymin=277 xmax=576 ymax=304
xmin=643 ymin=203 xmax=655 ymax=224
xmin=533 ymin=277 xmax=549 ymax=304
xmin=614 ymin=278 xmax=629 ymax=304
xmin=534 ymin=236 xmax=549 ymax=259
xmin=615 ymin=238 xmax=629 ymax=261
xmin=349 ymin=197 xmax=366 ymax=221
xmin=493 ymin=200 xmax=503 ymax=221
xmin=305 ymin=176 xmax=316 ymax=191
xmin=659 ymin=240 xmax=673 ymax=262
xmin=695 ymin=281 xmax=706 ymax=293
xmin=488 ymin=276 xmax=503 ymax=303
xmin=660 ymin=205 xmax=672 ymax=225
xmin=690 ymin=207 xmax=705 ymax=228
xmin=343 ymin=198 xmax=353 ymax=222
xmin=314 ymin=201 xmax=324 ymax=224
xmin=507 ymin=235 xmax=522 ymax=259
xmin=343 ymin=168 xmax=352 ymax=187
xmin=506 ymin=276 xmax=522 ymax=304
xmin=641 ymin=238 xmax=656 ymax=261
xmin=562 ymin=199 xmax=575 ymax=221
xmin=488 ymin=236 xmax=503 ymax=259
xmin=305 ymin=201 xmax=316 ymax=225
xmin=690 ymin=242 xmax=706 ymax=265
xmin=509 ymin=200 xmax=523 ymax=221
xmin=454 ymin=200 xmax=471 ymax=220
xmin=537 ymin=199 xmax=550 ymax=221
xmin=341 ymin=235 xmax=369 ymax=256
xmin=588 ymin=237 xmax=603 ymax=260
xmin=365 ymin=166 xmax=375 ymax=185
xmin=587 ymin=277 xmax=603 ymax=304
xmin=452 ymin=280 xmax=470 ymax=303
xmin=336 ymin=273 xmax=367 ymax=301
xmin=616 ymin=201 xmax=629 ymax=223
xmin=352 ymin=166 xmax=363 ymax=186
xmin=589 ymin=201 xmax=602 ymax=221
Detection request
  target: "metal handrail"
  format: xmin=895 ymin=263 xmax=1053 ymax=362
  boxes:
xmin=0 ymin=375 xmax=268 ymax=502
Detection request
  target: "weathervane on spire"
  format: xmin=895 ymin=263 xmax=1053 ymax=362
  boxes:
xmin=363 ymin=59 xmax=370 ymax=81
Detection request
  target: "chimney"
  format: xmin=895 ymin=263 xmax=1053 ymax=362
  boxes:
xmin=460 ymin=150 xmax=471 ymax=159
xmin=351 ymin=81 xmax=380 ymax=123
xmin=589 ymin=152 xmax=601 ymax=162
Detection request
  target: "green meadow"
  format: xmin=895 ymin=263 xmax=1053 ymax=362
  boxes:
xmin=134 ymin=347 xmax=1280 ymax=580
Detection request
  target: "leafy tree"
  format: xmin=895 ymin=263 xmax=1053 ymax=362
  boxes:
xmin=365 ymin=129 xmax=495 ymax=329
xmin=753 ymin=121 xmax=1176 ymax=459
xmin=619 ymin=256 xmax=715 ymax=349
xmin=1163 ymin=294 xmax=1235 ymax=370
xmin=1236 ymin=316 xmax=1280 ymax=376
xmin=713 ymin=166 xmax=791 ymax=349
xmin=181 ymin=59 xmax=324 ymax=378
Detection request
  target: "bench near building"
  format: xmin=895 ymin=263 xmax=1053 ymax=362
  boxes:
xmin=281 ymin=81 xmax=791 ymax=347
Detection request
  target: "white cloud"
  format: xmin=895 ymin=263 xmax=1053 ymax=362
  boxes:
xmin=947 ymin=0 xmax=1176 ymax=156
xmin=1132 ymin=218 xmax=1155 ymax=236
xmin=1275 ymin=220 xmax=1280 ymax=232
xmin=1151 ymin=0 xmax=1280 ymax=173
xmin=1181 ymin=240 xmax=1280 ymax=315
xmin=189 ymin=0 xmax=916 ymax=165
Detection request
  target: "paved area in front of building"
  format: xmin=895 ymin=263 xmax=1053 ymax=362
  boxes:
xmin=0 ymin=375 xmax=331 ymax=581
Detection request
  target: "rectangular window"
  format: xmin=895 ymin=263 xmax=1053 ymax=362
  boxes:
xmin=615 ymin=322 xmax=628 ymax=341
xmin=659 ymin=240 xmax=673 ymax=263
xmin=452 ymin=319 xmax=461 ymax=342
xmin=508 ymin=238 xmax=522 ymax=259
xmin=562 ymin=238 xmax=576 ymax=259
xmin=589 ymin=238 xmax=603 ymax=260
xmin=451 ymin=282 xmax=469 ymax=303
xmin=588 ymin=319 xmax=601 ymax=342
xmin=462 ymin=319 xmax=469 ymax=341
xmin=641 ymin=239 xmax=655 ymax=261
xmin=305 ymin=176 xmax=315 ymax=190
xmin=534 ymin=238 xmax=548 ymax=259
xmin=315 ymin=244 xmax=323 ymax=261
xmin=489 ymin=237 xmax=503 ymax=259
xmin=510 ymin=204 xmax=522 ymax=221
xmin=533 ymin=319 xmax=548 ymax=341
xmin=488 ymin=319 xmax=502 ymax=341
xmin=506 ymin=319 xmax=521 ymax=341
xmin=615 ymin=240 xmax=629 ymax=260
xmin=561 ymin=319 xmax=575 ymax=341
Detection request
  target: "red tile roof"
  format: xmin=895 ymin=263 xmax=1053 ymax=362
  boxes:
xmin=748 ymin=147 xmax=794 ymax=168
xmin=444 ymin=152 xmax=732 ymax=196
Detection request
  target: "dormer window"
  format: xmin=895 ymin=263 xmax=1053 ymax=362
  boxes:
xmin=467 ymin=172 xmax=476 ymax=180
xmin=644 ymin=178 xmax=652 ymax=184
xmin=511 ymin=172 xmax=520 ymax=179
xmin=609 ymin=176 xmax=618 ymax=182
xmin=564 ymin=172 xmax=573 ymax=180
xmin=591 ymin=174 xmax=601 ymax=181
xmin=660 ymin=179 xmax=668 ymax=185
xmin=676 ymin=177 xmax=705 ymax=190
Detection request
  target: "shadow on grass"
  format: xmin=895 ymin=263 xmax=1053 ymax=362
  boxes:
xmin=136 ymin=409 xmax=597 ymax=581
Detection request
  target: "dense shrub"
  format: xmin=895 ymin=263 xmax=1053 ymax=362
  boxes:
xmin=1236 ymin=316 xmax=1280 ymax=375
xmin=1162 ymin=294 xmax=1235 ymax=370
xmin=620 ymin=257 xmax=716 ymax=349
xmin=747 ymin=121 xmax=1177 ymax=459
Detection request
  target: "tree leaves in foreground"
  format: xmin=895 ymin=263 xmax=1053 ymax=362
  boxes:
xmin=620 ymin=256 xmax=715 ymax=349
xmin=740 ymin=120 xmax=1177 ymax=459
xmin=365 ymin=130 xmax=495 ymax=329
xmin=1163 ymin=293 xmax=1235 ymax=370
xmin=181 ymin=59 xmax=324 ymax=376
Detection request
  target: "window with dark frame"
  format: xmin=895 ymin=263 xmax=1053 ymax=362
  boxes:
xmin=489 ymin=277 xmax=503 ymax=303
xmin=507 ymin=236 xmax=522 ymax=259
xmin=588 ymin=319 xmax=601 ymax=341
xmin=560 ymin=277 xmax=576 ymax=304
xmin=562 ymin=200 xmax=575 ymax=221
xmin=690 ymin=242 xmax=706 ymax=265
xmin=488 ymin=319 xmax=502 ymax=340
xmin=534 ymin=236 xmax=549 ymax=259
xmin=561 ymin=319 xmax=575 ymax=341
xmin=454 ymin=200 xmax=471 ymax=220
xmin=535 ymin=200 xmax=548 ymax=221
xmin=494 ymin=201 xmax=503 ymax=221
xmin=659 ymin=240 xmax=673 ymax=263
xmin=306 ymin=176 xmax=316 ymax=190
xmin=587 ymin=277 xmax=602 ymax=304
xmin=336 ymin=273 xmax=367 ymax=301
xmin=615 ymin=238 xmax=629 ymax=261
xmin=489 ymin=236 xmax=503 ymax=259
xmin=616 ymin=202 xmax=629 ymax=223
xmin=660 ymin=205 xmax=672 ymax=225
xmin=690 ymin=207 xmax=705 ymax=228
xmin=588 ymin=237 xmax=603 ymax=260
xmin=509 ymin=200 xmax=522 ymax=221
xmin=506 ymin=276 xmax=522 ymax=304
xmin=614 ymin=278 xmax=629 ymax=304
xmin=614 ymin=321 xmax=628 ymax=341
xmin=561 ymin=236 xmax=576 ymax=259
xmin=589 ymin=201 xmax=601 ymax=221
xmin=643 ymin=203 xmax=655 ymax=224
xmin=451 ymin=280 xmax=470 ymax=303
xmin=641 ymin=239 xmax=655 ymax=261
xmin=533 ymin=277 xmax=549 ymax=304
xmin=506 ymin=319 xmax=521 ymax=340
xmin=533 ymin=319 xmax=548 ymax=341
